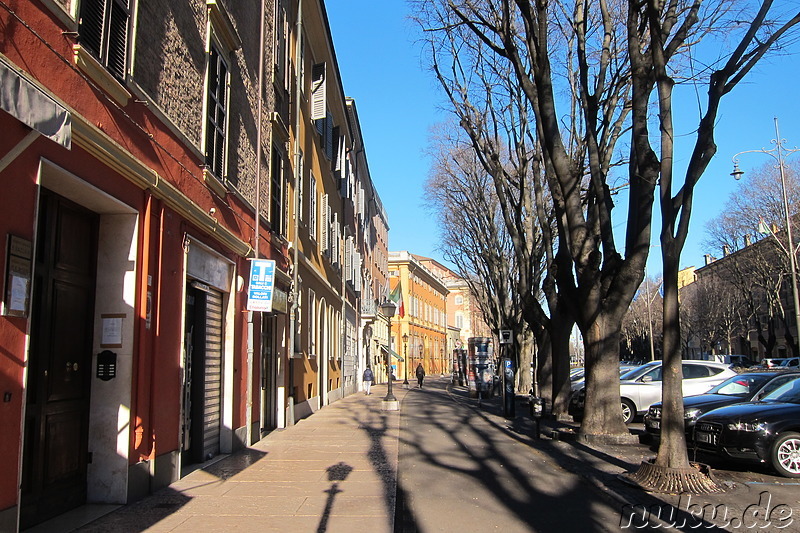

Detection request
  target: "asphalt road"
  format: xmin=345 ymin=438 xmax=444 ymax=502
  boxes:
xmin=393 ymin=377 xmax=658 ymax=533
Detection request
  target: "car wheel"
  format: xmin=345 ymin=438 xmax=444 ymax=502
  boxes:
xmin=770 ymin=432 xmax=800 ymax=478
xmin=621 ymin=399 xmax=635 ymax=424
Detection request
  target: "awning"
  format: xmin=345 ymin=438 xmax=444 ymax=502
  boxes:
xmin=380 ymin=344 xmax=404 ymax=361
xmin=1 ymin=56 xmax=71 ymax=148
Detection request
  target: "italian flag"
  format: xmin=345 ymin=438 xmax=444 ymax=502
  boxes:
xmin=389 ymin=282 xmax=405 ymax=318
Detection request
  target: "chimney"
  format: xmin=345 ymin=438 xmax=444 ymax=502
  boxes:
xmin=704 ymin=254 xmax=713 ymax=266
xmin=722 ymin=245 xmax=731 ymax=257
xmin=744 ymin=234 xmax=752 ymax=246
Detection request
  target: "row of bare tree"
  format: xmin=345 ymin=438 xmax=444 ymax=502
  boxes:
xmin=414 ymin=0 xmax=800 ymax=491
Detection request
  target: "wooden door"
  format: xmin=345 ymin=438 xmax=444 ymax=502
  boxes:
xmin=21 ymin=190 xmax=97 ymax=528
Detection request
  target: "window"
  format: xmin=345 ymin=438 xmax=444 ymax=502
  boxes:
xmin=205 ymin=42 xmax=229 ymax=180
xmin=309 ymin=175 xmax=317 ymax=241
xmin=270 ymin=145 xmax=284 ymax=234
xmin=78 ymin=0 xmax=130 ymax=80
xmin=309 ymin=289 xmax=316 ymax=356
xmin=455 ymin=312 xmax=464 ymax=329
xmin=454 ymin=295 xmax=463 ymax=305
xmin=297 ymin=150 xmax=304 ymax=223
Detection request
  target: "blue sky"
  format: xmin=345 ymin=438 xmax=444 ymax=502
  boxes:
xmin=326 ymin=1 xmax=800 ymax=277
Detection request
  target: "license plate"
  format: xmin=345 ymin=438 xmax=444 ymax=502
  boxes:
xmin=696 ymin=432 xmax=713 ymax=444
xmin=647 ymin=420 xmax=660 ymax=429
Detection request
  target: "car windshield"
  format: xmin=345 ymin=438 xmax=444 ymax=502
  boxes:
xmin=762 ymin=377 xmax=800 ymax=403
xmin=706 ymin=374 xmax=772 ymax=396
xmin=620 ymin=363 xmax=656 ymax=381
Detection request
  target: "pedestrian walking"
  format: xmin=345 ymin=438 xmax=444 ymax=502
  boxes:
xmin=415 ymin=363 xmax=426 ymax=388
xmin=363 ymin=366 xmax=374 ymax=395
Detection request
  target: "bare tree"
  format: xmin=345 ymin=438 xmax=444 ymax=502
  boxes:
xmin=424 ymin=125 xmax=540 ymax=393
xmin=416 ymin=0 xmax=643 ymax=437
xmin=703 ymin=160 xmax=800 ymax=356
xmin=625 ymin=1 xmax=800 ymax=492
xmin=415 ymin=6 xmax=575 ymax=415
xmin=621 ymin=275 xmax=663 ymax=361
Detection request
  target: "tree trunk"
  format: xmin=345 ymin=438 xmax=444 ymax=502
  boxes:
xmin=517 ymin=327 xmax=535 ymax=394
xmin=550 ymin=315 xmax=573 ymax=419
xmin=536 ymin=328 xmax=553 ymax=410
xmin=579 ymin=314 xmax=629 ymax=436
xmin=654 ymin=252 xmax=689 ymax=470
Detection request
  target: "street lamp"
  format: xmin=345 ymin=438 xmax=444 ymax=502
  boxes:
xmin=732 ymin=117 xmax=800 ymax=350
xmin=379 ymin=299 xmax=397 ymax=402
xmin=402 ymin=333 xmax=409 ymax=385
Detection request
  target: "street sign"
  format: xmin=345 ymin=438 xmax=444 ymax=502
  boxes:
xmin=247 ymin=259 xmax=276 ymax=312
xmin=499 ymin=329 xmax=512 ymax=344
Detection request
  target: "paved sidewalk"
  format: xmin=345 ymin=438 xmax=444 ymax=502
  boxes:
xmin=72 ymin=383 xmax=410 ymax=533
xmin=49 ymin=376 xmax=800 ymax=532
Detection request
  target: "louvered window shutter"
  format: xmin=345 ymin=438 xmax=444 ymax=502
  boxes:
xmin=310 ymin=63 xmax=326 ymax=120
xmin=332 ymin=127 xmax=341 ymax=170
xmin=345 ymin=236 xmax=353 ymax=281
xmin=325 ymin=112 xmax=334 ymax=160
xmin=79 ymin=0 xmax=129 ymax=81
xmin=355 ymin=252 xmax=362 ymax=294
xmin=106 ymin=0 xmax=129 ymax=79
xmin=321 ymin=194 xmax=329 ymax=253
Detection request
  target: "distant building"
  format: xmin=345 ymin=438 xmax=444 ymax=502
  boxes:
xmin=388 ymin=252 xmax=449 ymax=376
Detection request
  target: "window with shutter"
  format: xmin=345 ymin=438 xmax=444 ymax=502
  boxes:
xmin=205 ymin=43 xmax=229 ymax=180
xmin=332 ymin=127 xmax=341 ymax=170
xmin=78 ymin=0 xmax=130 ymax=81
xmin=270 ymin=145 xmax=284 ymax=234
xmin=345 ymin=236 xmax=353 ymax=281
xmin=310 ymin=63 xmax=326 ymax=120
xmin=309 ymin=175 xmax=317 ymax=240
xmin=321 ymin=194 xmax=329 ymax=254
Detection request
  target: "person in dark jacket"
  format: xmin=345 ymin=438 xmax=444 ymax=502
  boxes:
xmin=363 ymin=366 xmax=374 ymax=395
xmin=415 ymin=363 xmax=426 ymax=388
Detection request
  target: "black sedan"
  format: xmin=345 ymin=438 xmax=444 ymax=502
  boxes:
xmin=644 ymin=371 xmax=800 ymax=439
xmin=692 ymin=377 xmax=800 ymax=477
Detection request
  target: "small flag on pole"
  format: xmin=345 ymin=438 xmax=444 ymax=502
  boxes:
xmin=389 ymin=281 xmax=405 ymax=318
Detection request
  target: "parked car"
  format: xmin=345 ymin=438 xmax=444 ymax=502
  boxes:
xmin=644 ymin=371 xmax=800 ymax=439
xmin=692 ymin=377 xmax=800 ymax=477
xmin=699 ymin=354 xmax=755 ymax=368
xmin=570 ymin=364 xmax=641 ymax=393
xmin=779 ymin=357 xmax=800 ymax=368
xmin=762 ymin=358 xmax=791 ymax=368
xmin=569 ymin=360 xmax=737 ymax=424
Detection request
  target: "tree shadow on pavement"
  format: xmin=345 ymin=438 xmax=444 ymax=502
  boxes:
xmin=441 ymin=383 xmax=726 ymax=531
xmin=391 ymin=378 xmax=681 ymax=532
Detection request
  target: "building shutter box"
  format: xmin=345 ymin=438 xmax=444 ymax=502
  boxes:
xmin=310 ymin=63 xmax=326 ymax=121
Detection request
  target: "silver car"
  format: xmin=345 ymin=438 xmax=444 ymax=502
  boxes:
xmin=570 ymin=360 xmax=738 ymax=423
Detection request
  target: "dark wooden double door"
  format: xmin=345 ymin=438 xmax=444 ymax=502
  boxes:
xmin=21 ymin=190 xmax=98 ymax=528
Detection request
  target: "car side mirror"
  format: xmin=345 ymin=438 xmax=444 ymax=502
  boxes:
xmin=641 ymin=375 xmax=653 ymax=383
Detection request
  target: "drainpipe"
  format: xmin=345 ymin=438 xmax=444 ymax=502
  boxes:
xmin=133 ymin=192 xmax=153 ymax=459
xmin=287 ymin=0 xmax=303 ymax=426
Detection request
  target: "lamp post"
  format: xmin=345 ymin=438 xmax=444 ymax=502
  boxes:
xmin=732 ymin=117 xmax=800 ymax=350
xmin=379 ymin=299 xmax=397 ymax=402
xmin=402 ymin=333 xmax=409 ymax=385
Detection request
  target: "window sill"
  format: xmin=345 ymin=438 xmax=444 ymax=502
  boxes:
xmin=72 ymin=45 xmax=130 ymax=107
xmin=203 ymin=168 xmax=228 ymax=197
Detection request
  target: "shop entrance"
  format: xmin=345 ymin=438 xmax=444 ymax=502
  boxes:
xmin=182 ymin=282 xmax=224 ymax=466
xmin=20 ymin=190 xmax=98 ymax=528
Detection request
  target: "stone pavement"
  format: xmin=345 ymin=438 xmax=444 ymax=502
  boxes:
xmin=36 ymin=375 xmax=800 ymax=532
xmin=69 ymin=383 xmax=411 ymax=533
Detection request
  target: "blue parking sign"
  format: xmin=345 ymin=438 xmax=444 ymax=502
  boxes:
xmin=247 ymin=259 xmax=276 ymax=312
